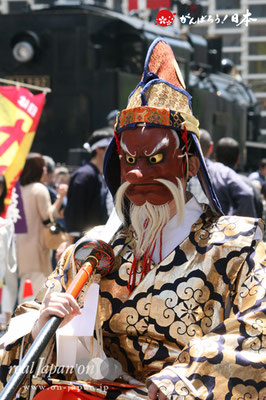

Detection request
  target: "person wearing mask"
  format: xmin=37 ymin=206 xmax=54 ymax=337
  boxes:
xmin=1 ymin=39 xmax=265 ymax=400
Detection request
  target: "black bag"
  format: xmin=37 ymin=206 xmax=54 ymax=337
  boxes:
xmin=43 ymin=215 xmax=68 ymax=250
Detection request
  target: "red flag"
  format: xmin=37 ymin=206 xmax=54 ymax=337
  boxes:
xmin=0 ymin=86 xmax=46 ymax=216
xmin=128 ymin=0 xmax=171 ymax=11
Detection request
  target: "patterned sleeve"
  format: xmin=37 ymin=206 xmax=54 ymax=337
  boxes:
xmin=148 ymin=240 xmax=266 ymax=399
xmin=0 ymin=233 xmax=112 ymax=398
xmin=0 ymin=302 xmax=40 ymax=397
xmin=0 ymin=245 xmax=77 ymax=398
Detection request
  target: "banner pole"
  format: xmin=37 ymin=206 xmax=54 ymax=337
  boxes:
xmin=0 ymin=78 xmax=51 ymax=93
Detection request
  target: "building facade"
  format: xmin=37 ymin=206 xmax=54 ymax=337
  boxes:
xmin=187 ymin=0 xmax=266 ymax=141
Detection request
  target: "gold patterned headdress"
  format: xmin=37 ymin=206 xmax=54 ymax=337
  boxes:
xmin=114 ymin=38 xmax=199 ymax=138
xmin=104 ymin=38 xmax=223 ymax=215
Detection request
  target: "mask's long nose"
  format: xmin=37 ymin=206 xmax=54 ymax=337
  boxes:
xmin=125 ymin=169 xmax=144 ymax=184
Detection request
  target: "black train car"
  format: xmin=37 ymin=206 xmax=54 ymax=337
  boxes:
xmin=189 ymin=58 xmax=261 ymax=170
xmin=0 ymin=4 xmax=261 ymax=168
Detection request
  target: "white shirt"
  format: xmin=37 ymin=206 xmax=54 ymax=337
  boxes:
xmin=152 ymin=196 xmax=203 ymax=264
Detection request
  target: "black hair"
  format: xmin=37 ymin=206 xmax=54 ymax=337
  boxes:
xmin=199 ymin=129 xmax=212 ymax=157
xmin=215 ymin=137 xmax=239 ymax=168
xmin=87 ymin=126 xmax=114 ymax=159
xmin=259 ymin=158 xmax=266 ymax=168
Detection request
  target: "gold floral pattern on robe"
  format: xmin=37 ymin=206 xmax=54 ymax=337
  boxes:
xmin=1 ymin=209 xmax=266 ymax=400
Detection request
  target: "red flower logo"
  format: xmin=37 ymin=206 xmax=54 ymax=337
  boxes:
xmin=155 ymin=10 xmax=176 ymax=26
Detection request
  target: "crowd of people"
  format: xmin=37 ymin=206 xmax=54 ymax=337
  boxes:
xmin=0 ymin=38 xmax=265 ymax=400
xmin=188 ymin=131 xmax=265 ymax=220
xmin=0 ymin=125 xmax=114 ymax=330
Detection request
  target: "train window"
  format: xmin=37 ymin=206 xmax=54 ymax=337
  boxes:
xmin=117 ymin=34 xmax=144 ymax=75
xmin=249 ymin=80 xmax=266 ymax=94
xmin=201 ymin=5 xmax=208 ymax=15
xmin=186 ymin=4 xmax=208 ymax=16
xmin=260 ymin=115 xmax=266 ymax=130
xmin=189 ymin=26 xmax=208 ymax=36
xmin=249 ymin=60 xmax=266 ymax=74
xmin=215 ymin=0 xmax=240 ymax=9
xmin=8 ymin=1 xmax=30 ymax=12
xmin=249 ymin=25 xmax=266 ymax=37
xmin=223 ymin=34 xmax=241 ymax=47
xmin=257 ymin=97 xmax=266 ymax=115
xmin=249 ymin=5 xmax=266 ymax=18
xmin=249 ymin=42 xmax=266 ymax=56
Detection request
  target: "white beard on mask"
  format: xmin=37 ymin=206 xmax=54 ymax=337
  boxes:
xmin=115 ymin=178 xmax=185 ymax=261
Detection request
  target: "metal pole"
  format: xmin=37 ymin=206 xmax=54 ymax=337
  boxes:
xmin=0 ymin=238 xmax=116 ymax=400
xmin=0 ymin=315 xmax=62 ymax=400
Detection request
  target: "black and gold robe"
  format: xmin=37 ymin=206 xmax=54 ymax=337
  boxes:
xmin=1 ymin=209 xmax=266 ymax=399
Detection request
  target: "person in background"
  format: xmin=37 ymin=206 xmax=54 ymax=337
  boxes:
xmin=106 ymin=109 xmax=119 ymax=128
xmin=43 ymin=155 xmax=57 ymax=202
xmin=57 ymin=127 xmax=113 ymax=259
xmin=16 ymin=153 xmax=66 ymax=303
xmin=43 ymin=158 xmax=68 ymax=216
xmin=189 ymin=130 xmax=257 ymax=217
xmin=0 ymin=174 xmax=17 ymax=329
xmin=43 ymin=156 xmax=68 ymax=207
xmin=43 ymin=155 xmax=68 ymax=208
xmin=261 ymin=182 xmax=266 ymax=241
xmin=248 ymin=158 xmax=266 ymax=189
xmin=43 ymin=156 xmax=68 ymax=269
xmin=215 ymin=137 xmax=263 ymax=219
xmin=53 ymin=165 xmax=70 ymax=229
xmin=54 ymin=166 xmax=70 ymax=187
